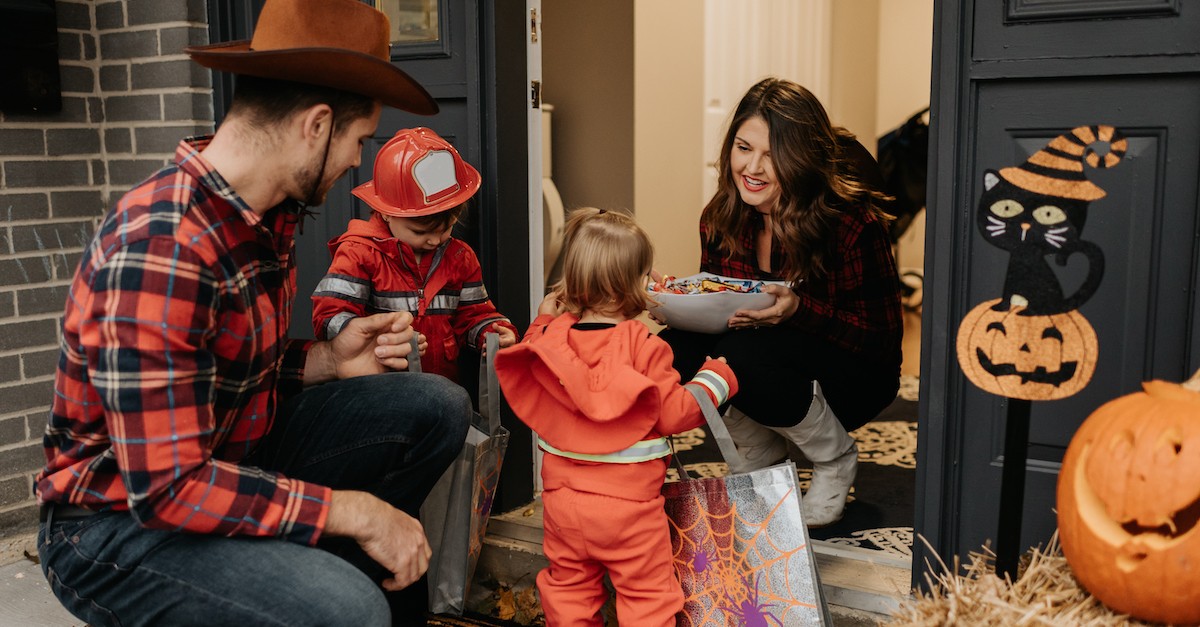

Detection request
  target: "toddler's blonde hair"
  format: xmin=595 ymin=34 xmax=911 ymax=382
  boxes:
xmin=557 ymin=208 xmax=653 ymax=320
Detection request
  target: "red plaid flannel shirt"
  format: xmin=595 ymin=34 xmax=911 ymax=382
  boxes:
xmin=699 ymin=207 xmax=903 ymax=364
xmin=35 ymin=137 xmax=330 ymax=545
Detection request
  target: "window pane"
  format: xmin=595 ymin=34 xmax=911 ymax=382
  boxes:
xmin=378 ymin=0 xmax=439 ymax=44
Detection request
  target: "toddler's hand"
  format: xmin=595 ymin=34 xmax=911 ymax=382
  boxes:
xmin=538 ymin=290 xmax=566 ymax=317
xmin=494 ymin=325 xmax=517 ymax=349
xmin=417 ymin=333 xmax=427 ymax=356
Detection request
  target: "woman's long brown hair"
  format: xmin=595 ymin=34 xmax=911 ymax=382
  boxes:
xmin=703 ymin=78 xmax=892 ymax=283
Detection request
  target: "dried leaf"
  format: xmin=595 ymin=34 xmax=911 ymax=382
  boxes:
xmin=495 ymin=586 xmax=516 ymax=620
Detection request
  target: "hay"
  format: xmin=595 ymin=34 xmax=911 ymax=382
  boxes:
xmin=886 ymin=534 xmax=1167 ymax=626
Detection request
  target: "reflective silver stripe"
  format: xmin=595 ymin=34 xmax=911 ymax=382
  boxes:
xmin=690 ymin=369 xmax=730 ymax=405
xmin=468 ymin=317 xmax=506 ymax=344
xmin=460 ymin=284 xmax=489 ymax=304
xmin=326 ymin=311 xmax=357 ymax=339
xmin=314 ymin=275 xmax=370 ymax=301
xmin=428 ymin=293 xmax=460 ymax=311
xmin=373 ymin=294 xmax=420 ymax=312
xmin=538 ymin=437 xmax=671 ymax=464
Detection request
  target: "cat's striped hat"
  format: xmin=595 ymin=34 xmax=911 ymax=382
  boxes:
xmin=999 ymin=125 xmax=1126 ymax=201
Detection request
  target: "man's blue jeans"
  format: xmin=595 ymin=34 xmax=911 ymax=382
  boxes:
xmin=37 ymin=372 xmax=470 ymax=627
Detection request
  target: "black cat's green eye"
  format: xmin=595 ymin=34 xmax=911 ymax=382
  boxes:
xmin=1032 ymin=205 xmax=1067 ymax=225
xmin=990 ymin=199 xmax=1023 ymax=218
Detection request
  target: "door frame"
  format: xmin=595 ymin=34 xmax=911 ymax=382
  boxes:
xmin=911 ymin=0 xmax=965 ymax=583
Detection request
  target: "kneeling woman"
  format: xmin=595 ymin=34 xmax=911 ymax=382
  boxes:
xmin=659 ymin=77 xmax=903 ymax=527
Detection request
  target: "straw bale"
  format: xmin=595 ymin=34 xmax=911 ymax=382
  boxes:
xmin=886 ymin=534 xmax=1172 ymax=627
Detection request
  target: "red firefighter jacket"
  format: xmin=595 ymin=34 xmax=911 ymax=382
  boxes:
xmin=312 ymin=214 xmax=516 ymax=381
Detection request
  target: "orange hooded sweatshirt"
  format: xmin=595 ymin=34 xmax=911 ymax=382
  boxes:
xmin=495 ymin=313 xmax=737 ymax=501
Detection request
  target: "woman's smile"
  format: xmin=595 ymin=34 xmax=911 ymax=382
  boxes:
xmin=730 ymin=116 xmax=780 ymax=212
xmin=741 ymin=174 xmax=769 ymax=192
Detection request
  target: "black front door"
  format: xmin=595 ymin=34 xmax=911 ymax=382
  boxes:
xmin=918 ymin=1 xmax=1200 ymax=577
xmin=290 ymin=0 xmax=482 ymax=341
xmin=207 ymin=0 xmax=536 ymax=511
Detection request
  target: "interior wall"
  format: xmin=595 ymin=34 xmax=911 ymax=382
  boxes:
xmin=634 ymin=1 xmax=705 ymax=278
xmin=876 ymin=0 xmax=934 ymax=274
xmin=876 ymin=0 xmax=934 ymax=136
xmin=540 ymin=0 xmax=635 ymax=215
xmin=828 ymin=0 xmax=880 ymax=153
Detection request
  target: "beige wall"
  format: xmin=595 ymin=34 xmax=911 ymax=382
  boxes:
xmin=876 ymin=0 xmax=934 ymax=136
xmin=829 ymin=0 xmax=933 ymax=276
xmin=875 ymin=1 xmax=933 ymax=274
xmin=828 ymin=0 xmax=934 ymax=156
xmin=829 ymin=0 xmax=881 ymax=152
xmin=634 ymin=1 xmax=705 ymax=277
xmin=541 ymin=0 xmax=635 ymax=215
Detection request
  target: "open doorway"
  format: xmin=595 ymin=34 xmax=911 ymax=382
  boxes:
xmin=528 ymin=0 xmax=932 ymax=613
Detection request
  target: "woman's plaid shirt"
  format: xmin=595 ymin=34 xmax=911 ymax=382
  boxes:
xmin=35 ymin=138 xmax=330 ymax=545
xmin=699 ymin=207 xmax=903 ymax=365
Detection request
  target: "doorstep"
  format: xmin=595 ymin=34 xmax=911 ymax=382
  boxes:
xmin=475 ymin=500 xmax=912 ymax=623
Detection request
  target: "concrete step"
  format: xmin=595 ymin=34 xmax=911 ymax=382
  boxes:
xmin=474 ymin=500 xmax=911 ymax=625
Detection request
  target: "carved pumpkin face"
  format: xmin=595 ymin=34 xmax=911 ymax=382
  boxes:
xmin=1057 ymin=378 xmax=1200 ymax=624
xmin=955 ymin=299 xmax=1097 ymax=400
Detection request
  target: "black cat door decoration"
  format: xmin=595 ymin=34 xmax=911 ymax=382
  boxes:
xmin=956 ymin=125 xmax=1125 ymax=402
xmin=955 ymin=124 xmax=1127 ymax=579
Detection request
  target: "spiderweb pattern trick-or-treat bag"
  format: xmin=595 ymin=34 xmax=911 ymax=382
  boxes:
xmin=664 ymin=387 xmax=832 ymax=626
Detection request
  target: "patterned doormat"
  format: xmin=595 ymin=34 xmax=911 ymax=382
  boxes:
xmin=667 ymin=377 xmax=918 ymax=559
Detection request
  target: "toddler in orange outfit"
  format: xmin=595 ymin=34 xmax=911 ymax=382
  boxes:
xmin=494 ymin=208 xmax=738 ymax=626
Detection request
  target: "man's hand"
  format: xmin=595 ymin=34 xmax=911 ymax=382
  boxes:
xmin=325 ymin=490 xmax=430 ymax=591
xmin=304 ymin=312 xmax=416 ymax=384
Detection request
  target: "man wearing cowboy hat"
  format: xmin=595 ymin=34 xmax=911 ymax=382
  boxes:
xmin=33 ymin=1 xmax=465 ymax=624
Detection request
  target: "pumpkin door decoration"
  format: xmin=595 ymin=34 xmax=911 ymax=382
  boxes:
xmin=956 ymin=299 xmax=1098 ymax=401
xmin=1057 ymin=371 xmax=1200 ymax=624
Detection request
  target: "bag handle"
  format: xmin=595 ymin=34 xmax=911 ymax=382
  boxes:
xmin=407 ymin=333 xmax=422 ymax=373
xmin=682 ymin=385 xmax=749 ymax=477
xmin=479 ymin=332 xmax=502 ymax=434
xmin=669 ymin=441 xmax=692 ymax=480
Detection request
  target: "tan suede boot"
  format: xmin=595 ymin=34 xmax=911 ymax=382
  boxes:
xmin=766 ymin=381 xmax=857 ymax=527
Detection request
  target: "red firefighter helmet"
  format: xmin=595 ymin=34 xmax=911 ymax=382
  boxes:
xmin=352 ymin=127 xmax=481 ymax=217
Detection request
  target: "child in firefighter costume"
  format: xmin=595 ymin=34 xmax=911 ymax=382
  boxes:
xmin=312 ymin=127 xmax=517 ymax=381
xmin=495 ymin=208 xmax=739 ymax=626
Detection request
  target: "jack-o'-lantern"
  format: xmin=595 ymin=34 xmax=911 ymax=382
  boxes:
xmin=956 ymin=299 xmax=1098 ymax=400
xmin=1057 ymin=371 xmax=1200 ymax=624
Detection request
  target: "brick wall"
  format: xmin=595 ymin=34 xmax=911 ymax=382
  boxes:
xmin=0 ymin=0 xmax=213 ymax=534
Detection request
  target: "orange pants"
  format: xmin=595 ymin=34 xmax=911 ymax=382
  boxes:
xmin=538 ymin=488 xmax=682 ymax=626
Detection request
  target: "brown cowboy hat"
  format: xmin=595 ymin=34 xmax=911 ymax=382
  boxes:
xmin=185 ymin=0 xmax=437 ymax=115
